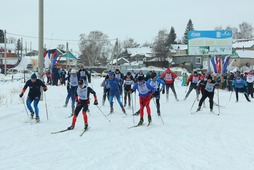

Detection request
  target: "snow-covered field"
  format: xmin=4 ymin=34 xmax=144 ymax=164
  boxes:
xmin=0 ymin=75 xmax=254 ymax=170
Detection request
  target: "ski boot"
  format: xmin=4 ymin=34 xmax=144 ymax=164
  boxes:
xmin=35 ymin=116 xmax=40 ymax=123
xmin=157 ymin=110 xmax=161 ymax=116
xmin=67 ymin=125 xmax=74 ymax=130
xmin=133 ymin=110 xmax=140 ymax=116
xmin=148 ymin=115 xmax=152 ymax=123
xmin=137 ymin=118 xmax=144 ymax=126
xmin=63 ymin=103 xmax=67 ymax=107
xmin=197 ymin=106 xmax=201 ymax=111
xmin=84 ymin=123 xmax=88 ymax=130
xmin=110 ymin=107 xmax=114 ymax=113
xmin=30 ymin=112 xmax=34 ymax=119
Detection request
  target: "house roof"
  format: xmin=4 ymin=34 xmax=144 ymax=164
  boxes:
xmin=233 ymin=40 xmax=254 ymax=48
xmin=111 ymin=57 xmax=129 ymax=64
xmin=126 ymin=47 xmax=153 ymax=58
xmin=235 ymin=50 xmax=254 ymax=58
xmin=60 ymin=51 xmax=77 ymax=60
xmin=0 ymin=43 xmax=16 ymax=53
xmin=171 ymin=44 xmax=188 ymax=50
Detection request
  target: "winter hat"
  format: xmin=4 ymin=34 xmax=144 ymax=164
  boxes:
xmin=31 ymin=73 xmax=37 ymax=79
xmin=108 ymin=72 xmax=114 ymax=77
xmin=71 ymin=69 xmax=76 ymax=74
xmin=78 ymin=80 xmax=84 ymax=85
xmin=166 ymin=68 xmax=171 ymax=72
xmin=137 ymin=76 xmax=144 ymax=82
xmin=207 ymin=75 xmax=212 ymax=80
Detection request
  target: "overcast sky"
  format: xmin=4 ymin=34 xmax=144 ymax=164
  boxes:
xmin=1 ymin=0 xmax=253 ymax=53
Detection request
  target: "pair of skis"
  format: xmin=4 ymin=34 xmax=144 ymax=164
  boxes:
xmin=191 ymin=110 xmax=220 ymax=116
xmin=51 ymin=127 xmax=90 ymax=136
xmin=128 ymin=122 xmax=151 ymax=129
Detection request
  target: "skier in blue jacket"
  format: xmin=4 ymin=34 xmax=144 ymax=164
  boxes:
xmin=106 ymin=72 xmax=126 ymax=114
xmin=232 ymin=72 xmax=251 ymax=102
xmin=147 ymin=75 xmax=165 ymax=116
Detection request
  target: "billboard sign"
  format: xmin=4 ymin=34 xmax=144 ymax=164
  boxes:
xmin=188 ymin=30 xmax=232 ymax=55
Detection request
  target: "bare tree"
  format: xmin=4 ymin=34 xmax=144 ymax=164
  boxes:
xmin=238 ymin=22 xmax=253 ymax=39
xmin=79 ymin=31 xmax=111 ymax=66
xmin=152 ymin=29 xmax=169 ymax=61
xmin=57 ymin=44 xmax=65 ymax=50
xmin=122 ymin=38 xmax=139 ymax=49
xmin=6 ymin=36 xmax=17 ymax=44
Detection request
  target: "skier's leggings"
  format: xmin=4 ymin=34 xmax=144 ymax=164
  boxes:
xmin=139 ymin=94 xmax=152 ymax=118
xmin=26 ymin=97 xmax=40 ymax=117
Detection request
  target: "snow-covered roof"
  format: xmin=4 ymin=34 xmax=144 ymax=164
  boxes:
xmin=0 ymin=43 xmax=16 ymax=53
xmin=171 ymin=44 xmax=188 ymax=50
xmin=111 ymin=57 xmax=129 ymax=64
xmin=236 ymin=50 xmax=254 ymax=58
xmin=233 ymin=40 xmax=254 ymax=48
xmin=127 ymin=47 xmax=153 ymax=58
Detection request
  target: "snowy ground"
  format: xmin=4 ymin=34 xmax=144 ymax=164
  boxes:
xmin=0 ymin=75 xmax=254 ymax=170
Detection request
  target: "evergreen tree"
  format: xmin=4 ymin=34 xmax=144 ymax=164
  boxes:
xmin=182 ymin=19 xmax=194 ymax=44
xmin=165 ymin=27 xmax=177 ymax=48
xmin=16 ymin=39 xmax=22 ymax=57
xmin=0 ymin=29 xmax=5 ymax=43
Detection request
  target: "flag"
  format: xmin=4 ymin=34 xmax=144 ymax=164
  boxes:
xmin=51 ymin=51 xmax=58 ymax=68
xmin=210 ymin=56 xmax=222 ymax=74
xmin=222 ymin=56 xmax=230 ymax=74
xmin=44 ymin=50 xmax=51 ymax=68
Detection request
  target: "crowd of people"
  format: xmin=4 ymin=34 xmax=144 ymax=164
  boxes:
xmin=19 ymin=67 xmax=254 ymax=128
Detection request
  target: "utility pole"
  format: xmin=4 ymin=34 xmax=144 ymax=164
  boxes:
xmin=38 ymin=0 xmax=44 ymax=78
xmin=115 ymin=38 xmax=118 ymax=66
xmin=66 ymin=42 xmax=69 ymax=70
xmin=4 ymin=30 xmax=7 ymax=76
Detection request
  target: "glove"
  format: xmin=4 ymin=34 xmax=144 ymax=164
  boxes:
xmin=43 ymin=88 xmax=47 ymax=92
xmin=162 ymin=89 xmax=165 ymax=94
xmin=86 ymin=99 xmax=90 ymax=104
xmin=152 ymin=91 xmax=159 ymax=98
xmin=94 ymin=100 xmax=98 ymax=105
xmin=19 ymin=93 xmax=23 ymax=98
xmin=187 ymin=82 xmax=189 ymax=86
xmin=128 ymin=89 xmax=133 ymax=93
xmin=75 ymin=96 xmax=80 ymax=103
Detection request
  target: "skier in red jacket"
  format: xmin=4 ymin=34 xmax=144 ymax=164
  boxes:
xmin=160 ymin=68 xmax=178 ymax=101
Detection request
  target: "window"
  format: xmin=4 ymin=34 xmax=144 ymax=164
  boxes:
xmin=195 ymin=57 xmax=201 ymax=64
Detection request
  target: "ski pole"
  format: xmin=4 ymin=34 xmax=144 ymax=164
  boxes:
xmin=96 ymin=105 xmax=111 ymax=122
xmin=20 ymin=97 xmax=29 ymax=117
xmin=152 ymin=97 xmax=164 ymax=124
xmin=44 ymin=92 xmax=49 ymax=120
xmin=131 ymin=92 xmax=135 ymax=124
xmin=229 ymin=91 xmax=233 ymax=101
xmin=217 ymin=88 xmax=220 ymax=114
xmin=190 ymin=97 xmax=197 ymax=111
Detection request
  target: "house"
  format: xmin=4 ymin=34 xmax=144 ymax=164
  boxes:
xmin=123 ymin=47 xmax=153 ymax=63
xmin=44 ymin=49 xmax=78 ymax=69
xmin=170 ymin=44 xmax=203 ymax=72
xmin=0 ymin=43 xmax=19 ymax=72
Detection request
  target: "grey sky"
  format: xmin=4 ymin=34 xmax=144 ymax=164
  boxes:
xmin=1 ymin=0 xmax=253 ymax=53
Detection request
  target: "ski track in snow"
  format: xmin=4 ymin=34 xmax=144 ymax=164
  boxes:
xmin=0 ymin=77 xmax=254 ymax=170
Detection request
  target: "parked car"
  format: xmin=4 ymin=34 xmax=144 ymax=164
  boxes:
xmin=91 ymin=70 xmax=102 ymax=77
xmin=7 ymin=68 xmax=18 ymax=74
xmin=101 ymin=70 xmax=109 ymax=77
xmin=27 ymin=64 xmax=33 ymax=70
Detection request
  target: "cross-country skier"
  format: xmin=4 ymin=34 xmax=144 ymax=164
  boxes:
xmin=67 ymin=79 xmax=98 ymax=130
xmin=184 ymin=71 xmax=201 ymax=100
xmin=19 ymin=73 xmax=48 ymax=122
xmin=106 ymin=72 xmax=126 ymax=114
xmin=67 ymin=69 xmax=79 ymax=116
xmin=123 ymin=72 xmax=134 ymax=107
xmin=232 ymin=72 xmax=251 ymax=102
xmin=147 ymin=75 xmax=165 ymax=116
xmin=160 ymin=68 xmax=179 ymax=101
xmin=129 ymin=76 xmax=156 ymax=125
xmin=196 ymin=75 xmax=219 ymax=112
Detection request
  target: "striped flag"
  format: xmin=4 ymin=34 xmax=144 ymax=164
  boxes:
xmin=222 ymin=56 xmax=230 ymax=74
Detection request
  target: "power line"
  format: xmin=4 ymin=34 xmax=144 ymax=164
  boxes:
xmin=6 ymin=32 xmax=79 ymax=42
